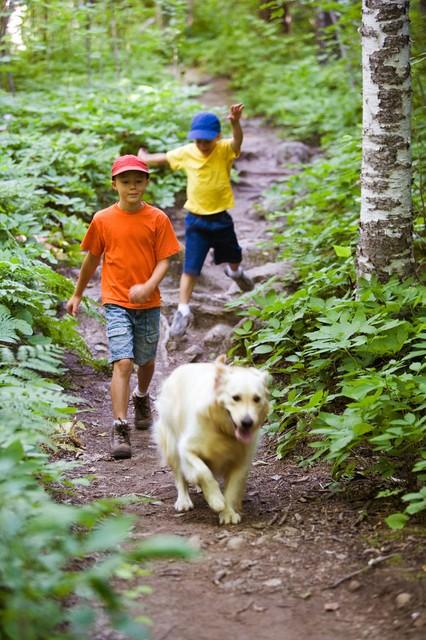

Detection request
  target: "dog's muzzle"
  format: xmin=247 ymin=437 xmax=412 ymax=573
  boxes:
xmin=230 ymin=413 xmax=256 ymax=443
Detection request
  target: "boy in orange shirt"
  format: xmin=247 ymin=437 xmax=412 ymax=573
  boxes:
xmin=66 ymin=155 xmax=180 ymax=460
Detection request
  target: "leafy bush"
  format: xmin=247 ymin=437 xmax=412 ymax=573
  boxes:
xmin=0 ymin=347 xmax=195 ymax=639
xmin=229 ymin=136 xmax=426 ymax=524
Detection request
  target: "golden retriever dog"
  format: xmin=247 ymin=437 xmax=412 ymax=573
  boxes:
xmin=153 ymin=355 xmax=270 ymax=525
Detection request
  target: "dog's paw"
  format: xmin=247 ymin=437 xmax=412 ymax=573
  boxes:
xmin=174 ymin=496 xmax=194 ymax=512
xmin=206 ymin=493 xmax=226 ymax=513
xmin=219 ymin=508 xmax=241 ymax=525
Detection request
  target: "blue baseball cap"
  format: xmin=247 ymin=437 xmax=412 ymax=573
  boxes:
xmin=188 ymin=112 xmax=221 ymax=140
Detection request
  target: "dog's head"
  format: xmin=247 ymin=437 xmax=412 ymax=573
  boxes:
xmin=214 ymin=355 xmax=270 ymax=443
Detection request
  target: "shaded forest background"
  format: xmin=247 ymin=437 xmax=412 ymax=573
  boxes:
xmin=0 ymin=1 xmax=425 ymax=639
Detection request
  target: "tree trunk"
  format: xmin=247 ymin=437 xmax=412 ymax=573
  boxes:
xmin=314 ymin=10 xmax=340 ymax=60
xmin=109 ymin=0 xmax=121 ymax=77
xmin=0 ymin=0 xmax=16 ymax=92
xmin=259 ymin=2 xmax=291 ymax=33
xmin=357 ymin=0 xmax=414 ymax=282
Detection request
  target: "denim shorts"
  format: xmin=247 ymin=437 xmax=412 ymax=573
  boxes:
xmin=184 ymin=211 xmax=242 ymax=276
xmin=104 ymin=305 xmax=160 ymax=365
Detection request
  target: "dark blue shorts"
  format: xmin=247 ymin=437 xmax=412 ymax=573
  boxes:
xmin=184 ymin=211 xmax=242 ymax=276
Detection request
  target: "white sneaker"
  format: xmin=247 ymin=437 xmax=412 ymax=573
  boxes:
xmin=224 ymin=265 xmax=254 ymax=291
xmin=170 ymin=309 xmax=193 ymax=337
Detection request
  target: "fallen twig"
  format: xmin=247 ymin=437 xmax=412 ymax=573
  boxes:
xmin=234 ymin=600 xmax=254 ymax=616
xmin=278 ymin=505 xmax=292 ymax=526
xmin=324 ymin=554 xmax=397 ymax=590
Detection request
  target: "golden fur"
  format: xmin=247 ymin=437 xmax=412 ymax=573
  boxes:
xmin=153 ymin=355 xmax=270 ymax=524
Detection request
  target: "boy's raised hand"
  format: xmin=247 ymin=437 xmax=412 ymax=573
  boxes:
xmin=228 ymin=103 xmax=244 ymax=123
xmin=137 ymin=147 xmax=149 ymax=162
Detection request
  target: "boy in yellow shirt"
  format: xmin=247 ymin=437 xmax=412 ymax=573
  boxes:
xmin=138 ymin=104 xmax=253 ymax=337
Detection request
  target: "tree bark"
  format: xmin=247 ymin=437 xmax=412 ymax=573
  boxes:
xmin=0 ymin=0 xmax=16 ymax=91
xmin=357 ymin=0 xmax=414 ymax=282
xmin=259 ymin=2 xmax=291 ymax=33
xmin=314 ymin=10 xmax=340 ymax=60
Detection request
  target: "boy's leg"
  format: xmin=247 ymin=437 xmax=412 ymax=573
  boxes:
xmin=104 ymin=304 xmax=135 ymax=459
xmin=110 ymin=358 xmax=133 ymax=459
xmin=133 ymin=359 xmax=155 ymax=430
xmin=111 ymin=358 xmax=133 ymax=420
xmin=132 ymin=308 xmax=160 ymax=429
xmin=179 ymin=272 xmax=197 ymax=305
xmin=136 ymin=358 xmax=155 ymax=395
xmin=170 ymin=213 xmax=210 ymax=337
xmin=170 ymin=272 xmax=197 ymax=337
xmin=209 ymin=212 xmax=254 ymax=292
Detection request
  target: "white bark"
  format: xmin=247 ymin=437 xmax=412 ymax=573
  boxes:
xmin=358 ymin=0 xmax=414 ymax=281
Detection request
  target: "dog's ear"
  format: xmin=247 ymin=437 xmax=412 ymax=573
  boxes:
xmin=214 ymin=354 xmax=228 ymax=391
xmin=261 ymin=370 xmax=272 ymax=388
xmin=250 ymin=368 xmax=272 ymax=389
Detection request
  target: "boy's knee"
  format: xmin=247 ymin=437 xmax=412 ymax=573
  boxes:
xmin=113 ymin=358 xmax=133 ymax=376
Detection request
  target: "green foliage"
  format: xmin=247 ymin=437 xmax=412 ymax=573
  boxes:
xmin=0 ymin=440 xmax=195 ymax=640
xmin=1 ymin=9 xmax=205 ymax=637
xmin=0 ymin=348 xmax=196 ymax=639
xmin=185 ymin=0 xmax=361 ymax=143
xmin=229 ymin=134 xmax=425 ymax=525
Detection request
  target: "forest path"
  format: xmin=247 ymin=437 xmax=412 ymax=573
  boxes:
xmin=66 ymin=75 xmax=424 ymax=640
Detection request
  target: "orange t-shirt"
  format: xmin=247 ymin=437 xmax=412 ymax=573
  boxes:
xmin=81 ymin=202 xmax=180 ymax=309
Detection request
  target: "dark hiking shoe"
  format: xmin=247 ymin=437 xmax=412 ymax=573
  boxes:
xmin=224 ymin=265 xmax=254 ymax=292
xmin=110 ymin=419 xmax=131 ymax=459
xmin=170 ymin=309 xmax=193 ymax=337
xmin=133 ymin=393 xmax=152 ymax=430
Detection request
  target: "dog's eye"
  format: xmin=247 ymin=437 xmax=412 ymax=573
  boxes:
xmin=232 ymin=394 xmax=241 ymax=402
xmin=253 ymin=395 xmax=261 ymax=403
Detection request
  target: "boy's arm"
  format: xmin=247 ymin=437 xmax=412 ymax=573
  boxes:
xmin=66 ymin=252 xmax=101 ymax=316
xmin=128 ymin=258 xmax=170 ymax=304
xmin=228 ymin=103 xmax=244 ymax=154
xmin=138 ymin=147 xmax=170 ymax=167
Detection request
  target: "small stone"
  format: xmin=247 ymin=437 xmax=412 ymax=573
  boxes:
xmin=262 ymin=578 xmax=282 ymax=588
xmin=395 ymin=592 xmax=412 ymax=609
xmin=324 ymin=602 xmax=340 ymax=611
xmin=188 ymin=534 xmax=202 ymax=550
xmin=413 ymin=614 xmax=425 ymax=629
xmin=226 ymin=535 xmax=245 ymax=550
xmin=183 ymin=344 xmax=204 ymax=361
xmin=348 ymin=579 xmax=362 ymax=592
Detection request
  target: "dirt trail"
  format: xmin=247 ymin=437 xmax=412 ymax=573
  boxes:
xmin=66 ymin=77 xmax=425 ymax=639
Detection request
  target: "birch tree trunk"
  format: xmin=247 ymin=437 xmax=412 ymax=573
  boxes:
xmin=357 ymin=0 xmax=414 ymax=282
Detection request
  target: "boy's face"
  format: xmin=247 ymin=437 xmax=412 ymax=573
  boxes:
xmin=195 ymin=135 xmax=220 ymax=156
xmin=112 ymin=170 xmax=149 ymax=211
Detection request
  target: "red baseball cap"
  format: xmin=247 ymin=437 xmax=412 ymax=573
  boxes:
xmin=111 ymin=155 xmax=149 ymax=177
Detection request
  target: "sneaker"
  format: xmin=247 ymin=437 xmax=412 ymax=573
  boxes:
xmin=224 ymin=265 xmax=254 ymax=292
xmin=110 ymin=419 xmax=131 ymax=459
xmin=170 ymin=309 xmax=193 ymax=337
xmin=133 ymin=393 xmax=152 ymax=430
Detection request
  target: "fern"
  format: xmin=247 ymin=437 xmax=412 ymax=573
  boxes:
xmin=0 ymin=304 xmax=33 ymax=344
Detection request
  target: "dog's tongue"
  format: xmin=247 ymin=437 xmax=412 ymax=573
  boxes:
xmin=236 ymin=428 xmax=253 ymax=443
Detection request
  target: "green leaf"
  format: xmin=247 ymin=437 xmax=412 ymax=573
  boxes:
xmin=84 ymin=516 xmax=134 ymax=553
xmin=333 ymin=245 xmax=352 ymax=257
xmin=253 ymin=344 xmax=274 ymax=354
xmin=385 ymin=513 xmax=409 ymax=529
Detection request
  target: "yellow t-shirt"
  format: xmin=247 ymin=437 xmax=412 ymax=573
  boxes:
xmin=166 ymin=139 xmax=238 ymax=215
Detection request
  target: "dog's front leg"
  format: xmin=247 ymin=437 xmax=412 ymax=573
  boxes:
xmin=220 ymin=466 xmax=249 ymax=525
xmin=180 ymin=449 xmax=225 ymax=514
xmin=174 ymin=467 xmax=194 ymax=512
